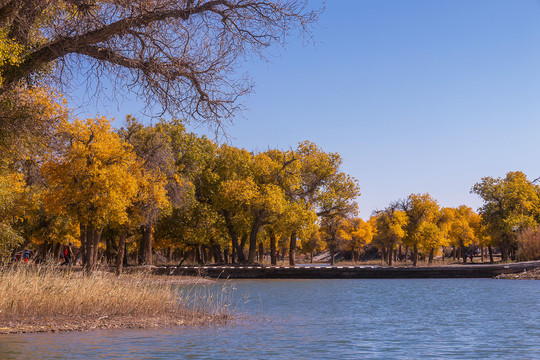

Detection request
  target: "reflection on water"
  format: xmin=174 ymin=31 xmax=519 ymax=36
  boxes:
xmin=1 ymin=279 xmax=539 ymax=359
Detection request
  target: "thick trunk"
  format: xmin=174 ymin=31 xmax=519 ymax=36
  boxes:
xmin=247 ymin=217 xmax=262 ymax=263
xmin=289 ymin=231 xmax=297 ymax=266
xmin=500 ymin=244 xmax=508 ymax=262
xmin=388 ymin=246 xmax=393 ymax=266
xmin=141 ymin=223 xmax=153 ymax=265
xmin=222 ymin=211 xmax=246 ymax=263
xmin=428 ymin=248 xmax=434 ymax=264
xmin=258 ymin=242 xmax=264 ymax=263
xmin=196 ymin=245 xmax=204 ymax=264
xmin=231 ymin=243 xmax=236 ymax=264
xmin=488 ymin=245 xmax=494 ymax=263
xmin=452 ymin=245 xmax=456 ymax=260
xmin=224 ymin=247 xmax=229 ymax=264
xmin=84 ymin=225 xmax=103 ymax=271
xmin=480 ymin=246 xmax=484 ymax=263
xmin=413 ymin=243 xmax=418 ymax=267
xmin=116 ymin=228 xmax=127 ymax=275
xmin=240 ymin=234 xmax=248 ymax=261
xmin=461 ymin=243 xmax=467 ymax=263
xmin=330 ymin=246 xmax=335 ymax=266
xmin=269 ymin=231 xmax=277 ymax=265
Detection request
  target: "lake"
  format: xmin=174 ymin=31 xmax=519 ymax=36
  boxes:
xmin=1 ymin=279 xmax=538 ymax=359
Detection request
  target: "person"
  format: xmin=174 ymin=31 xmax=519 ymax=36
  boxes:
xmin=61 ymin=243 xmax=74 ymax=266
xmin=469 ymin=252 xmax=474 ymax=263
xmin=23 ymin=250 xmax=30 ymax=264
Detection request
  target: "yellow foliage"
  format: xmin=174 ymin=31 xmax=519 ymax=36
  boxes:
xmin=42 ymin=117 xmax=140 ymax=227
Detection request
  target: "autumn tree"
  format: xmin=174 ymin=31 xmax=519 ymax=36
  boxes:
xmin=118 ymin=116 xmax=173 ymax=265
xmin=401 ymin=193 xmax=440 ymax=266
xmin=445 ymin=206 xmax=480 ymax=263
xmin=372 ymin=207 xmax=407 ymax=265
xmin=286 ymin=141 xmax=360 ymax=266
xmin=0 ymin=0 xmax=318 ymax=124
xmin=472 ymin=171 xmax=540 ymax=262
xmin=345 ymin=218 xmax=373 ymax=262
xmin=42 ymin=117 xmax=140 ymax=270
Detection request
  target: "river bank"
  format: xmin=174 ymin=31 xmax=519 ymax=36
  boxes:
xmin=150 ymin=260 xmax=540 ymax=279
xmin=495 ymin=267 xmax=540 ymax=279
xmin=0 ymin=267 xmax=229 ymax=334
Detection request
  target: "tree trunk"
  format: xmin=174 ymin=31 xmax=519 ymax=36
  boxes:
xmin=269 ymin=230 xmax=277 ymax=265
xmin=141 ymin=223 xmax=153 ymax=265
xmin=412 ymin=243 xmax=418 ymax=267
xmin=388 ymin=246 xmax=393 ymax=266
xmin=258 ymin=242 xmax=264 ymax=263
xmin=428 ymin=247 xmax=434 ymax=264
xmin=247 ymin=217 xmax=262 ymax=263
xmin=116 ymin=228 xmax=127 ymax=275
xmin=452 ymin=245 xmax=456 ymax=260
xmin=289 ymin=231 xmax=297 ymax=266
xmin=224 ymin=247 xmax=229 ymax=264
xmin=480 ymin=246 xmax=484 ymax=263
xmin=501 ymin=243 xmax=508 ymax=262
xmin=80 ymin=224 xmax=87 ymax=264
xmin=461 ymin=243 xmax=467 ymax=264
xmin=83 ymin=224 xmax=102 ymax=271
xmin=196 ymin=245 xmax=204 ymax=264
xmin=330 ymin=245 xmax=335 ymax=266
xmin=105 ymin=234 xmax=112 ymax=264
xmin=488 ymin=245 xmax=494 ymax=263
xmin=231 ymin=242 xmax=236 ymax=264
xmin=222 ymin=211 xmax=245 ymax=263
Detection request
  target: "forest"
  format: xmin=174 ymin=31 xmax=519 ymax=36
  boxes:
xmin=1 ymin=89 xmax=540 ymax=270
xmin=1 ymin=0 xmax=539 ymax=270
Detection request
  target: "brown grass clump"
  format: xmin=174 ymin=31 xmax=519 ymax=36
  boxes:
xmin=519 ymin=228 xmax=540 ymax=261
xmin=0 ymin=266 xmax=233 ymax=333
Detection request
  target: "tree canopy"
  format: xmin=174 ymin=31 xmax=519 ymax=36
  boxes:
xmin=0 ymin=0 xmax=318 ymax=124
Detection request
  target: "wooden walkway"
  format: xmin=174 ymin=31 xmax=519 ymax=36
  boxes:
xmin=149 ymin=261 xmax=540 ymax=279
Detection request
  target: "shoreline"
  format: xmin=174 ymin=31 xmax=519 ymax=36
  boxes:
xmin=0 ymin=314 xmax=222 ymax=335
xmin=151 ymin=260 xmax=540 ymax=279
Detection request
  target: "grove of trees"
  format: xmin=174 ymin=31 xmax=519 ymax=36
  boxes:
xmin=1 ymin=1 xmax=539 ymax=269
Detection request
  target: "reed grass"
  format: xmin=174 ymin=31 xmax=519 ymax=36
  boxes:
xmin=0 ymin=266 xmax=233 ymax=332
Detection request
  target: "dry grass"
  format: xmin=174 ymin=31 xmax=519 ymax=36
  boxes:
xmin=0 ymin=266 xmax=234 ymax=333
xmin=520 ymin=228 xmax=540 ymax=261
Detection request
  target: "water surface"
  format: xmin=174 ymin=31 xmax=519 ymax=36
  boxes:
xmin=1 ymin=279 xmax=538 ymax=359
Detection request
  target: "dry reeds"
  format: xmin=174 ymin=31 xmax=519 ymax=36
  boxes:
xmin=0 ymin=266 xmax=233 ymax=332
xmin=520 ymin=228 xmax=540 ymax=261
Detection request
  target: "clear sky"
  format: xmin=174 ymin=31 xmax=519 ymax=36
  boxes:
xmin=71 ymin=0 xmax=540 ymax=219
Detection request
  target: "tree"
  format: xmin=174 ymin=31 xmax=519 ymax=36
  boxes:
xmin=118 ymin=116 xmax=173 ymax=265
xmin=42 ymin=116 xmax=140 ymax=270
xmin=471 ymin=171 xmax=540 ymax=262
xmin=401 ymin=193 xmax=440 ymax=266
xmin=0 ymin=0 xmax=319 ymax=124
xmin=445 ymin=206 xmax=480 ymax=263
xmin=345 ymin=218 xmax=373 ymax=262
xmin=372 ymin=208 xmax=407 ymax=265
xmin=286 ymin=141 xmax=360 ymax=266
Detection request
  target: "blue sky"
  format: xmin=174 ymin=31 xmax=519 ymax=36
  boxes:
xmin=72 ymin=0 xmax=540 ymax=218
